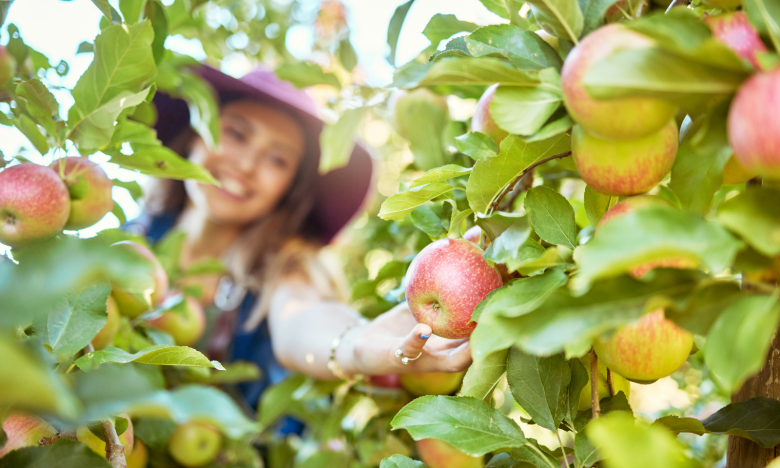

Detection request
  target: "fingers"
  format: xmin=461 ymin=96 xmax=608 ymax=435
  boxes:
xmin=396 ymin=323 xmax=433 ymax=365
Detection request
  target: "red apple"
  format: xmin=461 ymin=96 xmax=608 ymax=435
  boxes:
xmin=110 ymin=241 xmax=169 ymax=318
xmin=0 ymin=413 xmax=57 ymax=458
xmin=471 ymin=84 xmax=509 ymax=146
xmin=572 ymin=121 xmax=678 ymax=196
xmin=50 ymin=157 xmax=114 ymax=230
xmin=462 ymin=225 xmax=482 ymax=244
xmin=148 ymin=295 xmax=206 ymax=346
xmin=416 ymin=439 xmax=482 ymax=468
xmin=728 ymin=67 xmax=780 ymax=180
xmin=168 ymin=422 xmax=221 ymax=468
xmin=562 ymin=24 xmax=677 ymax=140
xmin=577 ymin=355 xmax=631 ymax=411
xmin=399 ymin=371 xmax=466 ymax=396
xmin=405 ymin=238 xmax=503 ymax=339
xmin=0 ymin=46 xmax=16 ymax=85
xmin=0 ymin=163 xmax=70 ymax=248
xmin=593 ymin=309 xmax=693 ymax=383
xmin=368 ymin=374 xmax=402 ymax=389
xmin=705 ymin=12 xmax=767 ymax=69
xmin=388 ymin=89 xmax=448 ymax=141
xmin=91 ymin=295 xmax=121 ymax=350
xmin=77 ymin=415 xmax=134 ymax=457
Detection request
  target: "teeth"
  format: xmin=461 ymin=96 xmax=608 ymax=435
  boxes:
xmin=221 ymin=177 xmax=248 ymax=197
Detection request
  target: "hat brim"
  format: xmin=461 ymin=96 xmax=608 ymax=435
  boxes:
xmin=153 ymin=65 xmax=374 ymax=244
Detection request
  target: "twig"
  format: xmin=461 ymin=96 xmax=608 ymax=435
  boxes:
xmin=498 ymin=169 xmax=535 ymax=212
xmin=101 ymin=420 xmax=127 ymax=468
xmin=488 ymin=151 xmax=572 ymax=215
xmin=606 ymin=368 xmax=615 ymax=397
xmin=591 ymin=350 xmax=601 ymax=419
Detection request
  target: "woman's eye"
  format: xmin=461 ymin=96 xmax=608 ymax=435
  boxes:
xmin=269 ymin=155 xmax=288 ymax=168
xmin=224 ymin=127 xmax=246 ymax=141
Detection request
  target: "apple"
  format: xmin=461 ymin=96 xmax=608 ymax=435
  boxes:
xmin=148 ymin=295 xmax=206 ymax=346
xmin=604 ymin=0 xmax=648 ymax=22
xmin=463 ymin=225 xmax=482 ymax=245
xmin=168 ymin=422 xmax=221 ymax=468
xmin=0 ymin=46 xmax=15 ymax=85
xmin=368 ymin=374 xmax=402 ymax=388
xmin=577 ymin=356 xmax=631 ymax=411
xmin=416 ymin=438 xmax=482 ymax=468
xmin=722 ymin=155 xmax=755 ymax=185
xmin=0 ymin=163 xmax=70 ymax=248
xmin=388 ymin=89 xmax=448 ymax=140
xmin=77 ymin=415 xmax=134 ymax=458
xmin=572 ymin=121 xmax=678 ymax=197
xmin=0 ymin=413 xmax=57 ymax=458
xmin=399 ymin=371 xmax=466 ymax=396
xmin=91 ymin=295 xmax=121 ymax=350
xmin=561 ymin=24 xmax=677 ymax=141
xmin=405 ymin=238 xmax=503 ymax=339
xmin=705 ymin=12 xmax=767 ymax=69
xmin=110 ymin=241 xmax=169 ymax=318
xmin=728 ymin=67 xmax=780 ymax=180
xmin=126 ymin=439 xmax=148 ymax=468
xmin=51 ymin=157 xmax=114 ymax=230
xmin=471 ymin=84 xmax=509 ymax=146
xmin=593 ymin=309 xmax=693 ymax=383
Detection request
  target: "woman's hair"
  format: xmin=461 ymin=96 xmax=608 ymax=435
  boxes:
xmin=144 ymin=99 xmax=349 ymax=330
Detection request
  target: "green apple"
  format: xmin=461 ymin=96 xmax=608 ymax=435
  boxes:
xmin=126 ymin=439 xmax=148 ymax=468
xmin=399 ymin=371 xmax=466 ymax=396
xmin=91 ymin=296 xmax=120 ymax=350
xmin=76 ymin=415 xmax=134 ymax=458
xmin=0 ymin=412 xmax=57 ymax=458
xmin=416 ymin=438 xmax=483 ymax=468
xmin=110 ymin=241 xmax=169 ymax=318
xmin=168 ymin=422 xmax=221 ymax=467
xmin=593 ymin=310 xmax=693 ymax=383
xmin=577 ymin=355 xmax=631 ymax=411
xmin=148 ymin=295 xmax=206 ymax=346
xmin=50 ymin=157 xmax=114 ymax=231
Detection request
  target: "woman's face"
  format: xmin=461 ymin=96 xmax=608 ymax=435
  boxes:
xmin=185 ymin=100 xmax=306 ymax=226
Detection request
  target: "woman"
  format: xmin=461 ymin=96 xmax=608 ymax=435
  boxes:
xmin=131 ymin=66 xmax=471 ymax=415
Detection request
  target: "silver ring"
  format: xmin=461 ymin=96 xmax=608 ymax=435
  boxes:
xmin=395 ymin=348 xmax=423 ymax=365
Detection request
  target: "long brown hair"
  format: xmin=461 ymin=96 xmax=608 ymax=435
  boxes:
xmin=144 ymin=101 xmax=348 ymax=330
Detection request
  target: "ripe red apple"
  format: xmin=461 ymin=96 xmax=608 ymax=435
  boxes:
xmin=562 ymin=24 xmax=677 ymax=140
xmin=705 ymin=12 xmax=767 ymax=69
xmin=91 ymin=295 xmax=121 ymax=350
xmin=126 ymin=439 xmax=148 ymax=468
xmin=399 ymin=371 xmax=466 ymax=396
xmin=77 ymin=415 xmax=134 ymax=457
xmin=405 ymin=238 xmax=503 ymax=339
xmin=50 ymin=157 xmax=114 ymax=230
xmin=463 ymin=225 xmax=482 ymax=244
xmin=572 ymin=121 xmax=678 ymax=196
xmin=577 ymin=355 xmax=631 ymax=411
xmin=0 ymin=163 xmax=70 ymax=248
xmin=148 ymin=295 xmax=206 ymax=346
xmin=0 ymin=413 xmax=57 ymax=458
xmin=110 ymin=241 xmax=169 ymax=318
xmin=593 ymin=309 xmax=693 ymax=383
xmin=368 ymin=374 xmax=402 ymax=389
xmin=416 ymin=439 xmax=482 ymax=468
xmin=0 ymin=46 xmax=16 ymax=85
xmin=471 ymin=84 xmax=509 ymax=145
xmin=728 ymin=67 xmax=780 ymax=180
xmin=388 ymin=88 xmax=448 ymax=141
xmin=168 ymin=422 xmax=221 ymax=467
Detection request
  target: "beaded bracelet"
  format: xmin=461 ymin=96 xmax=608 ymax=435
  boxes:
xmin=327 ymin=319 xmax=367 ymax=381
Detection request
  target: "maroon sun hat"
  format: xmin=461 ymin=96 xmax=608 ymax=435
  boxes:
xmin=153 ymin=65 xmax=374 ymax=244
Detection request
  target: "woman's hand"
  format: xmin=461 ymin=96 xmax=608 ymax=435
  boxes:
xmin=339 ymin=302 xmax=472 ymax=376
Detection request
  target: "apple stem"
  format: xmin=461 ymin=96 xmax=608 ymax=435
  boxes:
xmin=101 ymin=420 xmax=127 ymax=468
xmin=606 ymin=368 xmax=615 ymax=397
xmin=590 ymin=350 xmax=601 ymax=419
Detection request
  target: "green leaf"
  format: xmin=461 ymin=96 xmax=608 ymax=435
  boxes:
xmin=410 ymin=204 xmax=448 ymax=240
xmin=573 ymin=207 xmax=743 ymax=290
xmin=652 ymin=416 xmax=707 ymax=436
xmin=476 ymin=211 xmax=525 ymax=241
xmin=411 ymin=165 xmax=472 ymax=188
xmin=524 ymin=114 xmax=573 ymax=142
xmin=483 ymin=217 xmax=532 ymax=267
xmin=574 ymin=431 xmax=599 ymax=467
xmin=275 ymin=62 xmax=341 ymax=90
xmin=91 ymin=0 xmax=122 ymax=24
xmin=380 ymin=455 xmax=427 ymax=468
xmin=448 ymin=208 xmax=474 ymax=238
xmin=320 ymin=107 xmax=367 ymax=174
xmin=112 ymin=179 xmax=143 ymax=200
xmin=111 ymin=201 xmax=126 ymax=225
xmin=455 ymin=132 xmax=498 ymax=160
xmin=587 ymin=411 xmax=696 ymax=468
xmin=182 ymin=258 xmax=226 ymax=277
xmin=387 ymin=0 xmax=415 ymax=66
xmin=467 ymin=134 xmax=571 ymax=215
xmin=566 ymin=357 xmax=589 ymax=425
xmin=119 ymin=0 xmax=148 ymax=24
xmin=174 ymin=71 xmax=220 ymax=150
xmin=45 ymin=282 xmax=111 ymax=360
xmin=509 ymin=438 xmax=559 ymax=468
xmin=704 ymin=295 xmax=780 ymax=394
xmin=14 ymin=114 xmax=49 ymax=155
xmin=526 ymin=0 xmax=584 ymax=43
xmin=478 ymin=0 xmax=511 ymax=19
xmin=423 ymin=14 xmax=478 ymax=45
xmin=506 ymin=347 xmax=570 ymax=432
xmin=68 ymin=22 xmax=156 ymax=149
xmin=717 ymin=188 xmax=780 ymax=257
xmin=461 ymin=349 xmax=508 ymax=400
xmin=665 ymin=281 xmax=744 ymax=336
xmin=75 ymin=345 xmax=225 ymax=372
xmin=396 ymin=57 xmax=557 ymax=89
xmin=16 ymin=79 xmax=59 ymax=135
xmin=391 ymin=395 xmax=526 ymax=456
xmin=582 ymin=0 xmax=620 ymax=35
xmin=133 ymin=418 xmax=177 ymax=450
xmin=107 ymin=145 xmax=217 ymax=184
xmin=743 ymin=0 xmax=780 ymax=52
xmin=491 ymin=85 xmax=562 ymax=136
xmin=379 ymin=183 xmax=454 ymax=221
xmin=145 ymin=0 xmax=169 ymax=63
xmin=583 ymin=186 xmax=616 ymax=228
xmin=258 ymin=374 xmax=308 ymax=429
xmin=465 ymin=25 xmax=562 ymax=70
xmin=702 ymin=397 xmax=780 ymax=448
xmin=0 ymin=439 xmax=111 ymax=468
xmin=338 ymin=37 xmax=358 ymax=71
xmin=525 ymin=186 xmax=577 ymax=249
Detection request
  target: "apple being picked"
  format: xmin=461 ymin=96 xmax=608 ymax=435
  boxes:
xmin=111 ymin=241 xmax=169 ymax=318
xmin=168 ymin=422 xmax=221 ymax=467
xmin=51 ymin=157 xmax=114 ymax=230
xmin=148 ymin=294 xmax=206 ymax=346
xmin=400 ymin=371 xmax=466 ymax=396
xmin=416 ymin=438 xmax=482 ymax=468
xmin=0 ymin=413 xmax=57 ymax=458
xmin=405 ymin=238 xmax=503 ymax=339
xmin=0 ymin=163 xmax=70 ymax=248
xmin=593 ymin=309 xmax=693 ymax=383
xmin=471 ymin=84 xmax=509 ymax=145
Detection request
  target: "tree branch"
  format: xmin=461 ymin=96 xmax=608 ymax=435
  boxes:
xmin=101 ymin=420 xmax=127 ymax=468
xmin=606 ymin=368 xmax=615 ymax=397
xmin=488 ymin=151 xmax=572 ymax=215
xmin=591 ymin=350 xmax=601 ymax=419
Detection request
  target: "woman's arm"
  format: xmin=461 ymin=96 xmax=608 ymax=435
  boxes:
xmin=267 ymin=277 xmax=472 ymax=380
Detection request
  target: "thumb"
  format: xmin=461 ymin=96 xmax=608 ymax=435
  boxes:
xmin=396 ymin=323 xmax=433 ymax=365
